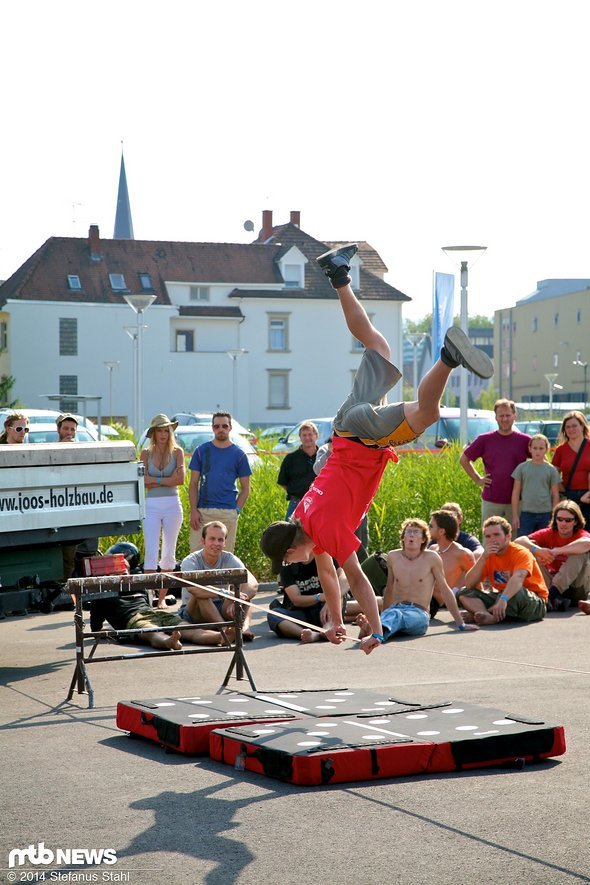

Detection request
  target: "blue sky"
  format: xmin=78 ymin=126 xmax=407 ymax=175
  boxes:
xmin=2 ymin=0 xmax=588 ymax=319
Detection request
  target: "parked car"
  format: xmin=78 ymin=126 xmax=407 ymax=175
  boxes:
xmin=258 ymin=424 xmax=296 ymax=443
xmin=515 ymin=420 xmax=561 ymax=446
xmin=0 ymin=408 xmax=99 ymax=440
xmin=171 ymin=412 xmax=257 ymax=446
xmin=272 ymin=409 xmax=497 ymax=455
xmin=138 ymin=423 xmax=262 ymax=469
xmin=25 ymin=423 xmax=98 ymax=444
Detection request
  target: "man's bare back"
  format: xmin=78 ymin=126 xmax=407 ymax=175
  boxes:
xmin=432 ymin=541 xmax=475 ymax=593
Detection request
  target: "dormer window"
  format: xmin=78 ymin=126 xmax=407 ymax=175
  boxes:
xmin=189 ymin=286 xmax=210 ymax=302
xmin=109 ymin=273 xmax=127 ymax=291
xmin=283 ymin=263 xmax=303 ymax=288
xmin=67 ymin=275 xmax=82 ymax=290
xmin=139 ymin=272 xmax=153 ymax=291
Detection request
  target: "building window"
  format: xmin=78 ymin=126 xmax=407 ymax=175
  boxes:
xmin=553 ymin=353 xmax=559 ymax=368
xmin=350 ymin=264 xmax=360 ymax=292
xmin=67 ymin=275 xmax=82 ymax=290
xmin=0 ymin=321 xmax=7 ymax=350
xmin=176 ymin=330 xmax=194 ymax=352
xmin=512 ymin=322 xmax=517 ymax=335
xmin=59 ymin=318 xmax=78 ymax=356
xmin=268 ymin=314 xmax=289 ymax=352
xmin=554 ymin=313 xmax=559 ymax=327
xmin=59 ymin=374 xmax=78 ymax=412
xmin=352 ymin=336 xmax=364 ymax=352
xmin=532 ymin=317 xmax=538 ymax=332
xmin=532 ymin=355 xmax=537 ymax=371
xmin=283 ymin=263 xmax=303 ymax=288
xmin=139 ymin=272 xmax=153 ymax=291
xmin=268 ymin=371 xmax=289 ymax=409
xmin=109 ymin=273 xmax=127 ymax=291
xmin=189 ymin=286 xmax=209 ymax=302
xmin=577 ymin=309 xmax=582 ymax=323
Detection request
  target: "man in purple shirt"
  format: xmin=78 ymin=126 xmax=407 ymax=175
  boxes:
xmin=459 ymin=399 xmax=530 ymax=527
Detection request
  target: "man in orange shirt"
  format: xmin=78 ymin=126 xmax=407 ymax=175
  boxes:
xmin=457 ymin=516 xmax=547 ymax=625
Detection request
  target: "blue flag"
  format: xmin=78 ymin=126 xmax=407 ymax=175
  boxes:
xmin=432 ymin=272 xmax=455 ymax=360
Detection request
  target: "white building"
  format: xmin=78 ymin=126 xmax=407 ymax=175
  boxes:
xmin=0 ymin=210 xmax=410 ymax=432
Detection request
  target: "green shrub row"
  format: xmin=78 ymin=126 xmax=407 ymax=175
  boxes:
xmin=102 ymin=444 xmax=483 ymax=581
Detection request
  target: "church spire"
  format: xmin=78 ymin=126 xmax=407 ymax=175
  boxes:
xmin=113 ymin=148 xmax=134 ymax=239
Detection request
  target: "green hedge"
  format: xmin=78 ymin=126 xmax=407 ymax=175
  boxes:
xmin=102 ymin=444 xmax=483 ymax=581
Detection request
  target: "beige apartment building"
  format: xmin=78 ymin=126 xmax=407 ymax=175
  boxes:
xmin=495 ymin=279 xmax=590 ymax=410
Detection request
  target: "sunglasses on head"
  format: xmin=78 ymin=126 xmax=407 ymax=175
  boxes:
xmin=556 ymin=516 xmax=575 ymax=523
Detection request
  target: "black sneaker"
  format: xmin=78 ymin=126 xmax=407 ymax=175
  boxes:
xmin=441 ymin=327 xmax=494 ymax=379
xmin=317 ymin=243 xmax=358 ymax=289
xmin=553 ymin=596 xmax=572 ymax=612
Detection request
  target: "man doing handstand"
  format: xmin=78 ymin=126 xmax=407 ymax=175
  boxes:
xmin=261 ymin=243 xmax=493 ymax=654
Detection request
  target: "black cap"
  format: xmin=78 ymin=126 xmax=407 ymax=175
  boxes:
xmin=260 ymin=521 xmax=297 ymax=573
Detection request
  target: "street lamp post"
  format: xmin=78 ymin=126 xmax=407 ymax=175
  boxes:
xmin=442 ymin=245 xmax=487 ymax=444
xmin=544 ymin=373 xmax=563 ymax=419
xmin=406 ymin=333 xmax=427 ymax=400
xmin=123 ymin=294 xmax=156 ymax=436
xmin=104 ymin=361 xmax=119 ymax=424
xmin=226 ymin=349 xmax=247 ymax=416
xmin=573 ymin=354 xmax=588 ymax=411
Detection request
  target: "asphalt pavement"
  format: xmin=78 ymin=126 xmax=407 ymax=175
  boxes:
xmin=1 ymin=590 xmax=589 ymax=885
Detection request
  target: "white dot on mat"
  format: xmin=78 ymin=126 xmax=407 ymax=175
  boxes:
xmin=188 ymin=714 xmax=210 ymax=719
xmin=368 ymin=718 xmax=391 ymax=724
xmin=191 ymin=700 xmax=212 ymax=705
xmin=406 ymin=714 xmax=428 ymax=720
xmin=417 ymin=730 xmax=440 ymax=736
xmin=334 ymin=691 xmax=354 ymax=696
xmin=264 ymin=709 xmax=278 ymax=714
xmin=155 ymin=702 xmax=175 ymax=707
xmin=306 ymin=731 xmax=331 ymax=737
xmin=297 ymin=740 xmax=322 ymax=747
xmin=226 ymin=711 xmax=249 ymax=717
xmin=318 ymin=722 xmax=339 ymax=728
xmin=362 ymin=734 xmax=384 ymax=741
xmin=456 ymin=725 xmax=479 ymax=731
xmin=177 ymin=696 xmax=201 ymax=701
xmin=325 ymin=698 xmax=346 ymax=703
xmin=442 ymin=708 xmax=464 ymax=714
xmin=315 ymin=705 xmax=336 ymax=710
xmin=361 ymin=707 xmax=381 ymax=712
xmin=253 ymin=728 xmax=276 ymax=735
xmin=493 ymin=719 xmax=515 ymax=726
xmin=228 ymin=698 xmax=249 ymax=703
xmin=375 ymin=701 xmax=397 ymax=706
xmin=276 ymin=694 xmax=298 ymax=698
xmin=474 ymin=730 xmax=499 ymax=736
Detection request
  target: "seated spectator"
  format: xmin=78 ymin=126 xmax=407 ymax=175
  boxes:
xmin=515 ymin=500 xmax=590 ymax=612
xmin=511 ymin=433 xmax=560 ymax=536
xmin=267 ymin=557 xmax=348 ymax=642
xmin=180 ymin=520 xmax=258 ymax=640
xmin=428 ymin=509 xmax=475 ymax=617
xmin=277 ymin=420 xmax=319 ymax=518
xmin=457 ymin=516 xmax=547 ymax=625
xmin=437 ymin=501 xmax=483 ymax=557
xmin=89 ymin=587 xmax=225 ymax=649
xmin=357 ymin=518 xmax=477 ymax=643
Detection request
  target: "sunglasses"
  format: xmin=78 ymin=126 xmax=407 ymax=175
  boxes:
xmin=13 ymin=425 xmax=29 ymax=432
xmin=556 ymin=516 xmax=575 ymax=523
xmin=213 ymin=423 xmax=230 ymax=429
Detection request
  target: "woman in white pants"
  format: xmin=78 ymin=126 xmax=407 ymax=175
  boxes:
xmin=140 ymin=414 xmax=185 ymax=607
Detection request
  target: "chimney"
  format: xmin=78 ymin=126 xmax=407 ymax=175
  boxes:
xmin=88 ymin=224 xmax=101 ymax=261
xmin=290 ymin=210 xmax=300 ymax=228
xmin=260 ymin=209 xmax=273 ymax=241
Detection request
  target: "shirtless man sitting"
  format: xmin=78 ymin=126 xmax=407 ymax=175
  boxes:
xmin=428 ymin=509 xmax=476 ymax=617
xmin=357 ymin=518 xmax=478 ymax=642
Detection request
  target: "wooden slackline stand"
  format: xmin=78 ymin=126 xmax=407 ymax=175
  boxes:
xmin=65 ymin=568 xmax=256 ymax=708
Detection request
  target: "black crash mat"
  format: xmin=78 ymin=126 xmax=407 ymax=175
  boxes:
xmin=116 ymin=688 xmax=435 ymax=754
xmin=209 ymin=701 xmax=566 ymax=785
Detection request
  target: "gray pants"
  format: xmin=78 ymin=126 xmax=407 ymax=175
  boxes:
xmin=539 ymin=554 xmax=590 ymax=602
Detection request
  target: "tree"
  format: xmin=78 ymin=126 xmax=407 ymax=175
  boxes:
xmin=405 ymin=313 xmax=492 ymax=334
xmin=0 ymin=372 xmax=16 ymax=408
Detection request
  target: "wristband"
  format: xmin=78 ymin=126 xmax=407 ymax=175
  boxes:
xmin=498 ymin=594 xmax=509 ymax=601
xmin=456 ymin=622 xmax=466 ymax=631
xmin=531 ymin=545 xmax=538 ymax=553
xmin=157 ymin=477 xmax=161 ymax=485
xmin=315 ymin=593 xmax=320 ymax=603
xmin=371 ymin=633 xmax=385 ymax=643
xmin=236 ymin=507 xmax=241 ymax=514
